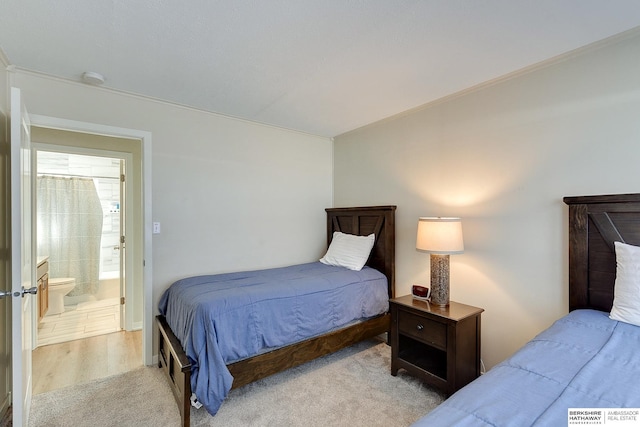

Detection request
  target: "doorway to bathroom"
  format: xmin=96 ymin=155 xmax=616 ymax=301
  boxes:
xmin=35 ymin=150 xmax=126 ymax=346
xmin=26 ymin=120 xmax=150 ymax=397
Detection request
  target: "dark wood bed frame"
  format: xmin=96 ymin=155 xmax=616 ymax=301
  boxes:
xmin=565 ymin=193 xmax=640 ymax=312
xmin=157 ymin=205 xmax=396 ymax=427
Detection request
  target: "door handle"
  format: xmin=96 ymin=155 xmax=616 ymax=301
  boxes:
xmin=0 ymin=286 xmax=38 ymax=299
xmin=0 ymin=290 xmax=21 ymax=299
xmin=22 ymin=286 xmax=38 ymax=297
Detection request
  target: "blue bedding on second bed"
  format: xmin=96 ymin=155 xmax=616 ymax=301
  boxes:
xmin=412 ymin=309 xmax=640 ymax=426
xmin=158 ymin=261 xmax=389 ymax=415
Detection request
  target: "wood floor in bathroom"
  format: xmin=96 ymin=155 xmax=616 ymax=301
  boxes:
xmin=32 ymin=330 xmax=142 ymax=395
xmin=37 ymin=298 xmax=121 ymax=346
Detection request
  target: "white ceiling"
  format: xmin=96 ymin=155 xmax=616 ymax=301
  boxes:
xmin=1 ymin=1 xmax=640 ymax=137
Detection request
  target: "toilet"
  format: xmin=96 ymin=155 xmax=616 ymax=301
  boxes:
xmin=47 ymin=277 xmax=76 ymax=315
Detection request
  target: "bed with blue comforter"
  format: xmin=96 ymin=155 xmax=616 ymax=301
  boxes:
xmin=157 ymin=205 xmax=396 ymax=426
xmin=158 ymin=261 xmax=389 ymax=416
xmin=412 ymin=309 xmax=640 ymax=426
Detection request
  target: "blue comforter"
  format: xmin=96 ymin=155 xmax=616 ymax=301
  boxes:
xmin=412 ymin=309 xmax=640 ymax=426
xmin=158 ymin=261 xmax=388 ymax=415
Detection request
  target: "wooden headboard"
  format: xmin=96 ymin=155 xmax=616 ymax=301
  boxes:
xmin=564 ymin=193 xmax=640 ymax=312
xmin=325 ymin=205 xmax=396 ymax=299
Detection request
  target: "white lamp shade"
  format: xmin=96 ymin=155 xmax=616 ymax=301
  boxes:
xmin=416 ymin=217 xmax=464 ymax=254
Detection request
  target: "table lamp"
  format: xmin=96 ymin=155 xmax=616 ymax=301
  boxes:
xmin=416 ymin=217 xmax=464 ymax=306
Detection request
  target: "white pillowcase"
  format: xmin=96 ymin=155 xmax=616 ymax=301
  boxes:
xmin=319 ymin=231 xmax=375 ymax=271
xmin=609 ymin=241 xmax=640 ymax=327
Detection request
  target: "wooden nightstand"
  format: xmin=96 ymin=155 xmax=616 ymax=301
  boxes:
xmin=390 ymin=295 xmax=483 ymax=396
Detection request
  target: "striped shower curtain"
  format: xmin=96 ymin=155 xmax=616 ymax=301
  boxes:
xmin=37 ymin=176 xmax=103 ymax=297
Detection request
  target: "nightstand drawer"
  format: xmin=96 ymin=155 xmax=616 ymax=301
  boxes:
xmin=397 ymin=310 xmax=446 ymax=349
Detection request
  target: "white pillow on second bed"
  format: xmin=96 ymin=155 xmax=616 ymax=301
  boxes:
xmin=610 ymin=241 xmax=640 ymax=327
xmin=320 ymin=231 xmax=375 ymax=271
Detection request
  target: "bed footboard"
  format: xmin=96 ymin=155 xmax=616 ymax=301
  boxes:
xmin=157 ymin=315 xmax=191 ymax=427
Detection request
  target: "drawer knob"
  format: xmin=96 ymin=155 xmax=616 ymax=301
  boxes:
xmin=416 ymin=324 xmax=424 ymax=331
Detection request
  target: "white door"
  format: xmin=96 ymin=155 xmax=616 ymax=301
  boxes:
xmin=10 ymin=87 xmax=35 ymax=427
xmin=0 ymin=109 xmax=10 ymax=422
xmin=119 ymin=159 xmax=126 ymax=329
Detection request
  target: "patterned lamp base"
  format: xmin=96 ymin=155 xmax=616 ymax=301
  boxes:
xmin=430 ymin=254 xmax=450 ymax=306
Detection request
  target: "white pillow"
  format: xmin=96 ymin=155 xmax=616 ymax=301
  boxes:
xmin=319 ymin=231 xmax=375 ymax=271
xmin=609 ymin=241 xmax=640 ymax=327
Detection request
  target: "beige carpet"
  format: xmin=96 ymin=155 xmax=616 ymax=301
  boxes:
xmin=29 ymin=339 xmax=444 ymax=427
xmin=0 ymin=408 xmax=10 ymax=427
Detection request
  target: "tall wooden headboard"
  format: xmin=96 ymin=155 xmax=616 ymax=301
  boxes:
xmin=564 ymin=193 xmax=640 ymax=312
xmin=325 ymin=205 xmax=396 ymax=299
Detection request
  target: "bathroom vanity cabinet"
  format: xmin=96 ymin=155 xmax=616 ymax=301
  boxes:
xmin=37 ymin=257 xmax=49 ymax=321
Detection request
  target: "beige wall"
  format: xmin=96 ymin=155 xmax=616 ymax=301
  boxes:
xmin=334 ymin=31 xmax=640 ymax=368
xmin=8 ymin=70 xmax=334 ymax=325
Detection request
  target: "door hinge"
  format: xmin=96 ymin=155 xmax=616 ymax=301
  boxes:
xmin=120 ymin=174 xmax=125 ymax=182
xmin=120 ymin=235 xmax=125 ymax=244
xmin=120 ymin=296 xmax=125 ymax=305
